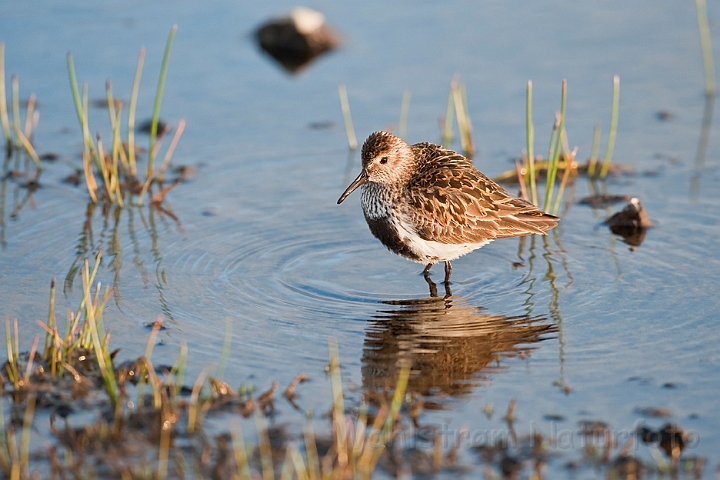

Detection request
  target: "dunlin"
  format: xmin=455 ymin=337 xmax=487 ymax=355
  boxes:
xmin=337 ymin=131 xmax=558 ymax=283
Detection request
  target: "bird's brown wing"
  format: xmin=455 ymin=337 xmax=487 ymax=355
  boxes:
xmin=403 ymin=144 xmax=558 ymax=245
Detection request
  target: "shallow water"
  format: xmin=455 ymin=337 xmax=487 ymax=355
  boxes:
xmin=1 ymin=0 xmax=720 ymax=476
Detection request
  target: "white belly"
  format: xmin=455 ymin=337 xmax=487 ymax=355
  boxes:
xmin=360 ymin=183 xmax=491 ymax=264
xmin=395 ymin=215 xmax=491 ymax=263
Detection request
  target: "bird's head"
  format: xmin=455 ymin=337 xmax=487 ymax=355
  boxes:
xmin=337 ymin=132 xmax=414 ymax=204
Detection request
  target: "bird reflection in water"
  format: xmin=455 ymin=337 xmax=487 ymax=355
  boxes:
xmin=362 ymin=280 xmax=556 ymax=402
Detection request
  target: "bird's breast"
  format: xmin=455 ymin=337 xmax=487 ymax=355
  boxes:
xmin=360 ymin=183 xmax=394 ymax=220
xmin=360 ymin=183 xmax=422 ymax=262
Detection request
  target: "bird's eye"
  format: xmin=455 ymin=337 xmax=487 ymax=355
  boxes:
xmin=379 ymin=156 xmax=388 ymax=164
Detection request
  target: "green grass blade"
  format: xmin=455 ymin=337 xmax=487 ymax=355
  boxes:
xmin=600 ymin=75 xmax=620 ymax=179
xmin=187 ymin=367 xmax=210 ymax=433
xmin=128 ymin=48 xmax=145 ymax=176
xmin=143 ymin=319 xmax=162 ymax=361
xmin=19 ymin=393 xmax=36 ymax=474
xmin=0 ymin=43 xmax=11 ymax=147
xmin=696 ymin=0 xmax=716 ymax=97
xmin=11 ymin=126 xmax=41 ymax=169
xmin=381 ymin=364 xmax=410 ymax=443
xmin=82 ymin=259 xmax=119 ymax=406
xmin=526 ymin=80 xmax=537 ymax=206
xmin=546 ymin=115 xmax=559 ymax=176
xmin=255 ymin=412 xmax=275 ymax=480
xmin=338 ymin=84 xmax=358 ymax=150
xmin=0 ymin=390 xmax=7 ymax=469
xmin=544 ymin=80 xmax=566 ymax=213
xmin=105 ymin=80 xmax=118 ymax=131
xmin=230 ymin=420 xmax=251 ymax=480
xmin=216 ymin=317 xmax=232 ymax=380
xmin=452 ymin=77 xmax=474 ymax=156
xmin=23 ymin=94 xmax=35 ymax=140
xmin=158 ymin=117 xmax=185 ymax=182
xmin=81 ymin=83 xmax=101 ymax=172
xmin=515 ymin=159 xmax=529 ymax=202
xmin=5 ymin=318 xmax=18 ymax=388
xmin=112 ymin=110 xmax=126 ymax=206
xmin=44 ymin=279 xmax=56 ymax=359
xmin=11 ymin=75 xmax=20 ymax=148
xmin=460 ymin=83 xmax=474 ymax=156
xmin=586 ymin=124 xmax=601 ymax=177
xmin=552 ymin=141 xmax=575 ymax=216
xmin=148 ymin=25 xmax=177 ymax=174
xmin=137 ymin=320 xmax=162 ymax=408
xmin=169 ymin=341 xmax=187 ymax=406
xmin=328 ymin=338 xmax=347 ymax=468
xmin=442 ymin=90 xmax=454 ymax=147
xmin=399 ymin=89 xmax=411 ymax=140
xmin=304 ymin=423 xmax=321 ymax=480
xmin=66 ymin=53 xmax=93 ymax=151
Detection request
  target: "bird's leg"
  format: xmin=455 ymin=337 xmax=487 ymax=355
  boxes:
xmin=443 ymin=261 xmax=452 ymax=285
xmin=425 ymin=275 xmax=438 ymax=298
xmin=423 ymin=263 xmax=438 ymax=297
xmin=423 ymin=263 xmax=433 ymax=277
xmin=443 ymin=280 xmax=452 ymax=298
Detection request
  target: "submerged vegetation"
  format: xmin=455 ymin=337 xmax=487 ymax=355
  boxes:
xmin=0 ymin=42 xmax=43 ymax=173
xmin=1 ymin=42 xmax=46 ymax=247
xmin=66 ymin=25 xmax=186 ymax=207
xmin=0 ymin=252 xmax=417 ymax=479
xmin=515 ymin=75 xmax=622 ymax=216
xmin=0 ymin=254 xmax=702 ymax=479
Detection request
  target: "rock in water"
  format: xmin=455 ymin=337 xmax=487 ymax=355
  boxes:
xmin=605 ymin=197 xmax=652 ymax=249
xmin=255 ymin=7 xmax=340 ymax=73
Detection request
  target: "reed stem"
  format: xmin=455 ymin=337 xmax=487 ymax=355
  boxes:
xmin=23 ymin=94 xmax=35 ymax=140
xmin=328 ymin=338 xmax=347 ymax=468
xmin=19 ymin=393 xmax=36 ymax=478
xmin=338 ymin=84 xmax=357 ymax=149
xmin=452 ymin=76 xmax=474 ymax=156
xmin=82 ymin=258 xmax=118 ymax=405
xmin=543 ymin=80 xmax=566 ymax=213
xmin=599 ymin=75 xmax=620 ymax=179
xmin=586 ymin=124 xmax=601 ymax=176
xmin=526 ymin=80 xmax=537 ymax=206
xmin=148 ymin=25 xmax=177 ymax=175
xmin=0 ymin=43 xmax=10 ymax=147
xmin=216 ymin=317 xmax=232 ymax=380
xmin=169 ymin=341 xmax=187 ymax=407
xmin=231 ymin=420 xmax=251 ymax=480
xmin=44 ymin=279 xmax=56 ymax=358
xmin=442 ymin=90 xmax=454 ymax=147
xmin=158 ymin=118 xmax=185 ymax=182
xmin=128 ymin=48 xmax=145 ymax=177
xmin=696 ymin=0 xmax=717 ymax=97
xmin=11 ymin=126 xmax=41 ymax=169
xmin=67 ymin=54 xmax=94 ymax=153
xmin=552 ymin=145 xmax=576 ymax=216
xmin=399 ymin=89 xmax=411 ymax=140
xmin=97 ymin=133 xmax=113 ymax=202
xmin=381 ymin=365 xmax=409 ymax=443
xmin=11 ymin=75 xmax=20 ymax=148
xmin=256 ymin=412 xmax=275 ymax=480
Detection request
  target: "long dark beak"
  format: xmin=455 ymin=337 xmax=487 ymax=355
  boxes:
xmin=337 ymin=170 xmax=368 ymax=204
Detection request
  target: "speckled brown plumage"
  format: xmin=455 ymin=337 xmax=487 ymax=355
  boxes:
xmin=337 ymin=131 xmax=558 ymax=282
xmin=404 ymin=141 xmax=557 ymax=244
